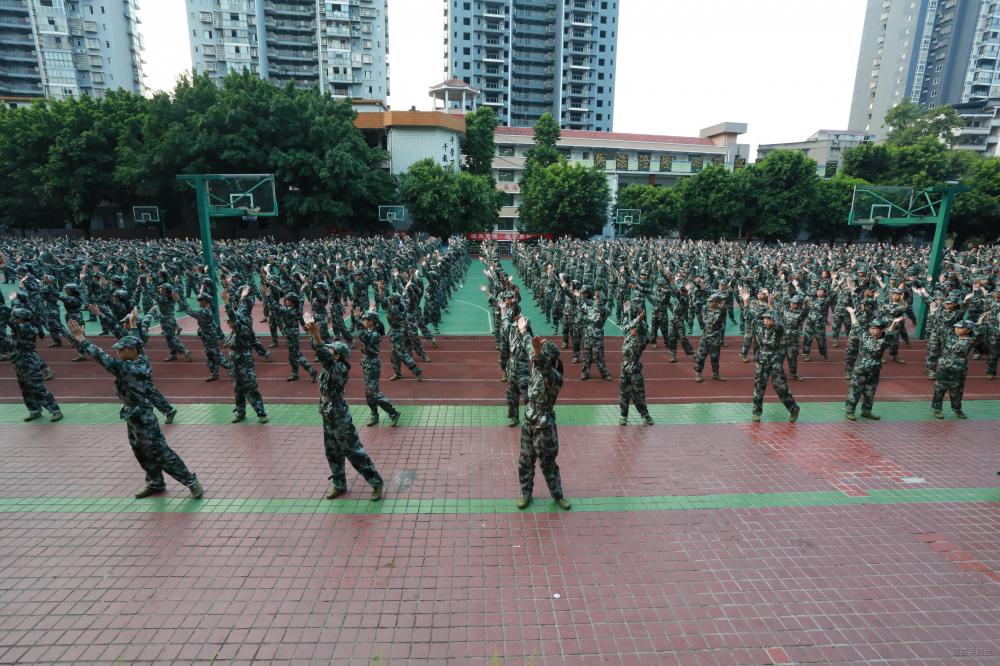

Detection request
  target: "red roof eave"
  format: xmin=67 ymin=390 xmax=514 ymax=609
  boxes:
xmin=494 ymin=126 xmax=715 ymax=146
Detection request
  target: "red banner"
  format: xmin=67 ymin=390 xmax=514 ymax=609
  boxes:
xmin=466 ymin=232 xmax=552 ymax=241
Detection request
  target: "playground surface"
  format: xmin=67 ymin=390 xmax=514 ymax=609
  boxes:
xmin=1 ymin=261 xmax=998 ymax=664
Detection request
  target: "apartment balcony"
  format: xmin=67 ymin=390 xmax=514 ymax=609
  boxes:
xmin=483 ymin=51 xmax=506 ymax=63
xmin=1 ymin=51 xmax=36 ymax=64
xmin=569 ymin=15 xmax=592 ymax=27
xmin=267 ymin=19 xmax=315 ymax=33
xmin=1 ymin=82 xmax=41 ymax=95
xmin=569 ymin=60 xmax=590 ymax=69
xmin=0 ymin=66 xmax=41 ymax=80
xmin=482 ymin=22 xmax=505 ymax=34
xmin=325 ymin=25 xmax=351 ymax=37
xmin=961 ymin=125 xmax=991 ymax=135
xmin=0 ymin=15 xmax=31 ymax=31
xmin=567 ymin=104 xmax=590 ymax=112
xmin=269 ymin=49 xmax=315 ymax=62
xmin=270 ymin=66 xmax=319 ymax=78
xmin=265 ymin=32 xmax=316 ymax=46
xmin=328 ymin=72 xmax=358 ymax=83
xmin=265 ymin=2 xmax=313 ymax=18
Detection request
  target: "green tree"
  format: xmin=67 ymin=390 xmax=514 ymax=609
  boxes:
xmin=455 ymin=172 xmax=502 ymax=234
xmin=615 ymin=184 xmax=680 ymax=236
xmin=462 ymin=106 xmax=498 ymax=177
xmin=676 ymin=166 xmax=753 ymax=239
xmin=399 ymin=159 xmax=461 ymax=238
xmin=522 ymin=112 xmax=561 ymax=172
xmin=952 ymin=157 xmax=1000 ymax=243
xmin=884 ymin=100 xmax=963 ymax=147
xmin=807 ymin=174 xmax=867 ymax=242
xmin=520 ymin=161 xmax=609 ymax=238
xmin=748 ymin=150 xmax=818 ymax=240
xmin=0 ymin=103 xmax=61 ymax=232
xmin=842 ymin=141 xmax=894 ymax=183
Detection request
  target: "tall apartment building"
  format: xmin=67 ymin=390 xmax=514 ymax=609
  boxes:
xmin=848 ymin=0 xmax=1000 ymax=139
xmin=444 ymin=0 xmax=619 ymax=131
xmin=1 ymin=0 xmax=144 ymax=108
xmin=186 ymin=0 xmax=388 ymax=101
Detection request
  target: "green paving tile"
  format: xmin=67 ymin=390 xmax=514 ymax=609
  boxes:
xmin=0 ymin=487 xmax=996 ymax=516
xmin=2 ymin=400 xmax=998 ymax=427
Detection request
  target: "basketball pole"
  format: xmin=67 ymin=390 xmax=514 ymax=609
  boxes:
xmin=917 ymin=187 xmax=958 ymax=338
xmin=192 ymin=178 xmax=222 ymax=329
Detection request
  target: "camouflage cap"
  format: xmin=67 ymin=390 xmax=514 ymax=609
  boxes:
xmin=196 ymin=292 xmax=212 ymax=303
xmin=329 ymin=340 xmax=351 ymax=358
xmin=361 ymin=310 xmax=379 ymax=322
xmin=112 ymin=336 xmax=142 ymax=350
xmin=541 ymin=340 xmax=560 ymax=361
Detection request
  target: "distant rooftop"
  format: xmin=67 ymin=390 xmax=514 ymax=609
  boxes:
xmin=494 ymin=126 xmax=715 ymax=146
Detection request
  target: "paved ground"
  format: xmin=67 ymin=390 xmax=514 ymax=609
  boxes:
xmin=1 ymin=264 xmax=999 ymax=665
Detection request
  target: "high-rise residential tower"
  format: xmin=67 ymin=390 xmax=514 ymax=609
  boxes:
xmin=0 ymin=0 xmax=144 ymax=108
xmin=848 ymin=0 xmax=1000 ymax=139
xmin=186 ymin=0 xmax=389 ymax=101
xmin=444 ymin=0 xmax=620 ymax=131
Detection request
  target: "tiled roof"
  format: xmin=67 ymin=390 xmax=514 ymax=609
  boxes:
xmin=495 ymin=126 xmax=715 ymax=146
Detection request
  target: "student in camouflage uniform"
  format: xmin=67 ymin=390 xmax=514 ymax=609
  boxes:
xmin=693 ymin=292 xmax=727 ymax=382
xmin=844 ymin=291 xmax=877 ymax=379
xmin=802 ymin=287 xmax=831 ymax=362
xmin=265 ymin=289 xmax=317 ymax=383
xmin=844 ymin=313 xmax=904 ymax=421
xmin=750 ymin=310 xmax=800 ymax=423
xmin=147 ymin=282 xmax=191 ymax=362
xmin=666 ymin=282 xmax=694 ymax=363
xmin=506 ymin=311 xmax=533 ymax=427
xmin=984 ymin=290 xmax=1000 ymax=380
xmin=10 ymin=308 xmax=63 ymax=422
xmin=222 ymin=287 xmax=268 ymax=424
xmin=781 ymin=295 xmax=808 ymax=380
xmin=59 ymin=283 xmax=86 ymax=361
xmin=304 ymin=319 xmax=384 ymax=502
xmin=932 ymin=319 xmax=976 ymax=419
xmin=579 ymin=287 xmax=612 ymax=381
xmin=68 ymin=323 xmax=202 ymax=499
xmin=174 ymin=291 xmax=231 ymax=382
xmin=378 ymin=289 xmax=422 ymax=381
xmin=40 ymin=275 xmax=70 ymax=347
xmin=648 ymin=280 xmax=670 ymax=348
xmin=353 ymin=308 xmax=400 ymax=427
xmin=619 ymin=311 xmax=654 ymax=426
xmin=918 ymin=289 xmax=965 ymax=379
xmin=830 ymin=276 xmax=854 ymax=347
xmin=740 ymin=288 xmax=769 ymax=363
xmin=304 ymin=279 xmax=333 ymax=343
xmin=517 ymin=338 xmax=571 ymax=511
xmin=497 ymin=292 xmax=515 ymax=381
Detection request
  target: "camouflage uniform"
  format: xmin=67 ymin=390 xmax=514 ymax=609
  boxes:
xmin=267 ymin=293 xmax=316 ymax=381
xmin=845 ymin=329 xmax=895 ymax=417
xmin=178 ymin=299 xmax=232 ymax=378
xmin=844 ymin=300 xmax=876 ymax=377
xmin=830 ymin=283 xmax=854 ymax=344
xmin=666 ymin=287 xmax=694 ymax=359
xmin=76 ymin=337 xmax=198 ymax=492
xmin=740 ymin=297 xmax=768 ymax=359
xmin=355 ymin=317 xmax=399 ymax=424
xmin=924 ymin=300 xmax=963 ymax=376
xmin=580 ymin=297 xmax=610 ymax=380
xmin=693 ymin=302 xmax=725 ymax=377
xmin=506 ymin=323 xmax=532 ymax=423
xmin=518 ymin=343 xmax=566 ymax=501
xmin=802 ymin=293 xmax=830 ymax=360
xmin=313 ymin=340 xmax=384 ymax=494
xmin=147 ymin=285 xmax=189 ymax=359
xmin=12 ymin=319 xmax=61 ymax=418
xmin=381 ymin=294 xmax=421 ymax=378
xmin=225 ymin=299 xmax=267 ymax=420
xmin=498 ymin=306 xmax=515 ymax=379
xmin=619 ymin=318 xmax=652 ymax=423
xmin=648 ymin=283 xmax=670 ymax=347
xmin=985 ymin=296 xmax=1000 ymax=378
xmin=781 ymin=303 xmax=807 ymax=379
xmin=932 ymin=329 xmax=974 ymax=414
xmin=752 ymin=321 xmax=799 ymax=418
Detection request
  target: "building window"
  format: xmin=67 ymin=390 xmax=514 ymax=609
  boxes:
xmin=498 ymin=145 xmax=515 ymax=156
xmin=497 ymin=170 xmax=516 ymax=182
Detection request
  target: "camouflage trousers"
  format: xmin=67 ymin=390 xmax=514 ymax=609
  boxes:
xmin=845 ymin=367 xmax=881 ymax=414
xmin=518 ymin=421 xmax=564 ymax=500
xmin=389 ymin=329 xmax=420 ymax=376
xmin=283 ymin=330 xmax=315 ymax=377
xmin=362 ymin=357 xmax=398 ymax=420
xmin=740 ymin=323 xmax=758 ymax=358
xmin=424 ymin=301 xmax=441 ymax=329
xmin=506 ymin=367 xmax=529 ymax=420
xmin=231 ymin=356 xmax=266 ymax=418
xmin=580 ymin=333 xmax=609 ymax=379
xmin=330 ymin=311 xmax=353 ymax=343
xmin=199 ymin=334 xmax=232 ymax=376
xmin=160 ymin=318 xmax=189 ymax=357
xmin=322 ymin=408 xmax=383 ymax=492
xmin=932 ymin=368 xmax=966 ymax=411
xmin=784 ymin=331 xmax=802 ymax=377
xmin=925 ymin=332 xmax=943 ymax=373
xmin=562 ymin=319 xmax=582 ymax=356
xmin=694 ymin=336 xmax=721 ymax=375
xmin=127 ymin=408 xmax=198 ymax=491
xmin=413 ymin=309 xmax=435 ymax=342
xmin=143 ymin=380 xmax=175 ymax=417
xmin=668 ymin=317 xmax=694 ymax=356
xmin=753 ymin=357 xmax=798 ymax=416
xmin=649 ymin=311 xmax=669 ymax=345
xmin=46 ymin=307 xmax=71 ymax=345
xmin=802 ymin=320 xmax=828 ymax=358
xmin=551 ymin=302 xmax=562 ymax=331
xmin=619 ymin=363 xmax=649 ymax=419
xmin=987 ymin=339 xmax=999 ymax=376
xmin=844 ymin=334 xmax=861 ymax=376
xmin=14 ymin=354 xmax=59 ymax=415
xmin=830 ymin=310 xmax=851 ymax=341
xmin=406 ymin=324 xmax=428 ymax=360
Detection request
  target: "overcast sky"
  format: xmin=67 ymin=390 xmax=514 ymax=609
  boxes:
xmin=138 ymin=0 xmax=867 ymax=155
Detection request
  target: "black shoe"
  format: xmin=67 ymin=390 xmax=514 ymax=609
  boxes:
xmin=164 ymin=408 xmax=177 ymax=424
xmin=309 ymin=370 xmax=317 ymax=383
xmin=287 ymin=374 xmax=299 ymax=382
xmin=134 ymin=485 xmax=165 ymax=499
